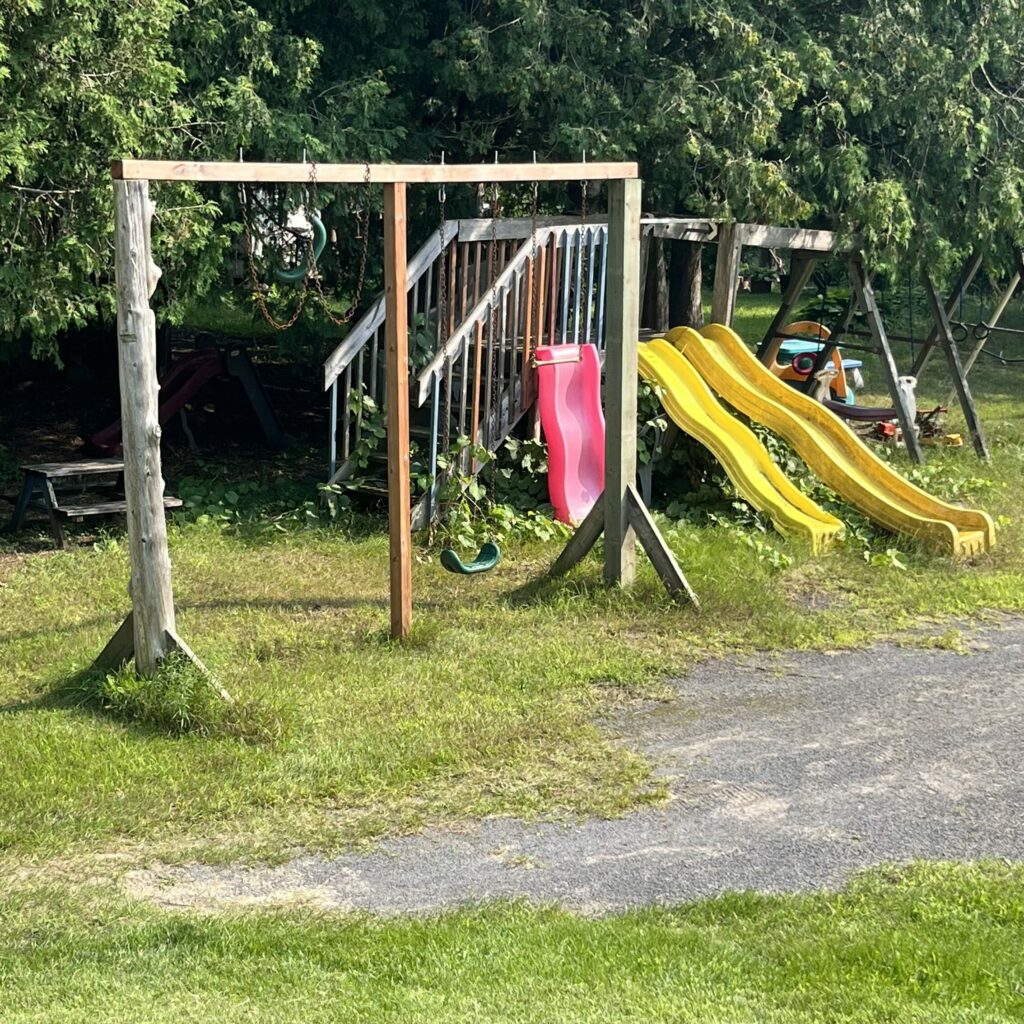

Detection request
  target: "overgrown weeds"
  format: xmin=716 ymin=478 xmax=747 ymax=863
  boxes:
xmin=67 ymin=653 xmax=285 ymax=745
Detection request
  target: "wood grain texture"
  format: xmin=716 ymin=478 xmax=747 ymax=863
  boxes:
xmin=710 ymin=221 xmax=743 ymax=326
xmin=112 ymin=180 xmax=177 ymax=674
xmin=113 ymin=160 xmax=638 ymax=184
xmin=21 ymin=459 xmax=124 ymax=477
xmin=603 ymin=178 xmax=642 ymax=586
xmin=626 ymin=485 xmax=699 ymax=607
xmin=384 ymin=183 xmax=412 ymax=639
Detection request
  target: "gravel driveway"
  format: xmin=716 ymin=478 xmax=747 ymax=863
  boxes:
xmin=128 ymin=619 xmax=1024 ymax=914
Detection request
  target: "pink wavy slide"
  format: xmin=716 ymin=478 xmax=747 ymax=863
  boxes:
xmin=535 ymin=343 xmax=605 ymax=524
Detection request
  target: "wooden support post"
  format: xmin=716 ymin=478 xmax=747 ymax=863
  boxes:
xmin=911 ymin=251 xmax=983 ymax=379
xmin=756 ymin=252 xmax=820 ymax=360
xmin=850 ymin=259 xmax=925 ymax=464
xmin=625 ymin=486 xmax=699 ymax=606
xmin=923 ymin=271 xmax=989 ymax=460
xmin=384 ymin=182 xmax=412 ymax=639
xmin=637 ymin=230 xmax=652 ymax=327
xmin=801 ymin=262 xmax=870 ymax=392
xmin=604 ymin=178 xmax=642 ymax=587
xmin=96 ymin=181 xmax=175 ymax=675
xmin=710 ymin=221 xmax=743 ymax=326
xmin=548 ymin=181 xmax=696 ymax=606
xmin=949 ymin=266 xmax=1020 ymax=405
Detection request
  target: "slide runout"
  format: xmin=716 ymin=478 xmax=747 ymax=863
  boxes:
xmin=535 ymin=344 xmax=605 ymax=525
xmin=638 ymin=340 xmax=843 ymax=554
xmin=671 ymin=325 xmax=995 ymax=558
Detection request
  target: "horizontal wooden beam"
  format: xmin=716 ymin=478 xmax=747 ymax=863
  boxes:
xmin=735 ymin=223 xmax=858 ymax=253
xmin=456 ymin=216 xmax=609 ymax=243
xmin=644 ymin=218 xmax=716 ymax=242
xmin=112 ymin=160 xmax=639 ymax=185
xmin=454 ymin=216 xmax=713 ymax=244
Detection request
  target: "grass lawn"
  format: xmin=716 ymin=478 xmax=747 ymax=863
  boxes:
xmin=2 ymin=290 xmax=1024 ymax=1018
xmin=2 ymin=862 xmax=1022 ymax=1022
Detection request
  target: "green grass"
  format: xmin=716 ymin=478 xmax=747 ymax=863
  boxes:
xmin=1 ymin=862 xmax=1022 ymax=1022
xmin=3 ymin=289 xmax=1024 ymax=1017
xmin=4 ymin=293 xmax=1024 ymax=863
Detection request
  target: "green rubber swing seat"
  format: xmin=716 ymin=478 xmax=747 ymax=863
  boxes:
xmin=274 ymin=214 xmax=328 ymax=285
xmin=440 ymin=541 xmax=501 ymax=575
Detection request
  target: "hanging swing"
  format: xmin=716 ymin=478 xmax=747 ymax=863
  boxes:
xmin=437 ymin=171 xmax=502 ymax=575
xmin=241 ymin=159 xmax=372 ymax=329
xmin=440 ymin=541 xmax=502 ymax=575
xmin=273 ymin=213 xmax=327 ymax=285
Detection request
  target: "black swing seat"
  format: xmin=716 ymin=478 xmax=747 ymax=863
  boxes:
xmin=440 ymin=541 xmax=501 ymax=575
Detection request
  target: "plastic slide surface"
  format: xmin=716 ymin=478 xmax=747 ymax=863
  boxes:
xmin=672 ymin=324 xmax=995 ymax=557
xmin=535 ymin=343 xmax=605 ymax=524
xmin=638 ymin=339 xmax=843 ymax=553
xmin=89 ymin=350 xmax=225 ymax=456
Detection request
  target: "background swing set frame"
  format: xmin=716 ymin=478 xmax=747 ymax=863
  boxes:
xmin=98 ymin=158 xmax=693 ymax=677
xmin=710 ymin=223 xmax=992 ymax=464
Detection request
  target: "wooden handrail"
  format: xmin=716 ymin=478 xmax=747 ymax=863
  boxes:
xmin=322 ymin=226 xmax=449 ymax=390
xmin=414 ymin=227 xmax=560 ymax=405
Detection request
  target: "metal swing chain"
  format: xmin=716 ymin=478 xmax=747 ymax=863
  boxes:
xmin=530 ymin=178 xmax=539 ymax=342
xmin=308 ymin=160 xmax=373 ymax=326
xmin=487 ymin=181 xmax=501 ymax=445
xmin=242 ymin=183 xmax=311 ymax=331
xmin=578 ymin=177 xmax=589 ymax=339
xmin=438 ymin=178 xmax=453 ymax=459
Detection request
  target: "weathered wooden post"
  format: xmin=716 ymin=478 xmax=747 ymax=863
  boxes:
xmin=603 ymin=178 xmax=642 ymax=586
xmin=710 ymin=221 xmax=743 ymax=326
xmin=383 ymin=182 xmax=413 ymax=639
xmin=95 ymin=179 xmax=206 ymax=679
xmin=550 ymin=176 xmax=698 ymax=606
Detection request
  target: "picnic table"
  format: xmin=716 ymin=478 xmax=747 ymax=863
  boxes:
xmin=6 ymin=459 xmax=181 ymax=549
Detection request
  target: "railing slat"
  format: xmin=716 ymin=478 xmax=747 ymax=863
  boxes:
xmin=597 ymin=228 xmax=609 ymax=347
xmin=415 ymin=228 xmax=555 ymax=403
xmin=585 ymin=227 xmax=597 ymax=343
xmin=323 ymin=227 xmax=446 ymax=389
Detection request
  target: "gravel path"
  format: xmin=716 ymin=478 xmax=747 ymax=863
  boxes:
xmin=128 ymin=620 xmax=1024 ymax=914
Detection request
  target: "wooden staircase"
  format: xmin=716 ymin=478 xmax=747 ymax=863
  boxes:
xmin=321 ymin=215 xmax=714 ymax=526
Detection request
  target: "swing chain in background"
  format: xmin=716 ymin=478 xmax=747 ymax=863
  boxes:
xmin=308 ymin=160 xmax=373 ymax=326
xmin=242 ymin=180 xmax=311 ymax=332
xmin=578 ymin=176 xmax=589 ymax=339
xmin=438 ymin=174 xmax=453 ymax=459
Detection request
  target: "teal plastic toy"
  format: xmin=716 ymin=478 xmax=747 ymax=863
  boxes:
xmin=274 ymin=214 xmax=327 ymax=285
xmin=440 ymin=541 xmax=501 ymax=575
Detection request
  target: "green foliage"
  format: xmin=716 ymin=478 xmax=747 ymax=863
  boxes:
xmin=431 ymin=436 xmax=571 ymax=551
xmin=71 ymin=653 xmax=282 ymax=743
xmin=175 ymin=471 xmax=335 ymax=533
xmin=4 ymin=863 xmax=1024 ymax=1022
xmin=0 ymin=1 xmax=322 ymax=359
xmin=6 ymin=1 xmax=1024 ymax=358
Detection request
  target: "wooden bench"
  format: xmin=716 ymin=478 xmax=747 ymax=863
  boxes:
xmin=6 ymin=460 xmax=182 ymax=549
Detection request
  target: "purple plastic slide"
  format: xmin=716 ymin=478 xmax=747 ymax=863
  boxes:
xmin=535 ymin=343 xmax=605 ymax=524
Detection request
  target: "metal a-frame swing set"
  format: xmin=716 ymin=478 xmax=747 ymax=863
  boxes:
xmin=708 ymin=222 xmax=997 ymax=464
xmin=95 ymin=158 xmax=695 ymax=679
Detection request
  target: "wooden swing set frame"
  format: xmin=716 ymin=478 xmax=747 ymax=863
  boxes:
xmin=97 ymin=158 xmax=695 ymax=678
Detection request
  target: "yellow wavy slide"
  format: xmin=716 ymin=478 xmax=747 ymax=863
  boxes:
xmin=670 ymin=324 xmax=995 ymax=558
xmin=638 ymin=339 xmax=843 ymax=553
